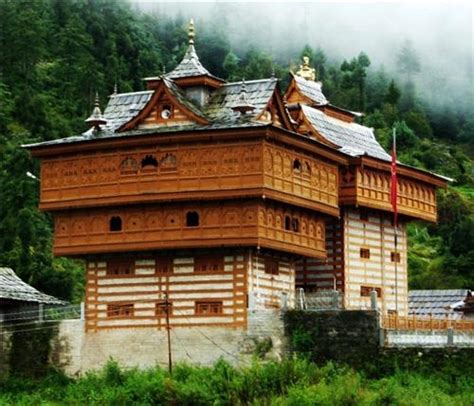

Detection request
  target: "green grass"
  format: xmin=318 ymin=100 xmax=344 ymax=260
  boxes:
xmin=0 ymin=358 xmax=472 ymax=405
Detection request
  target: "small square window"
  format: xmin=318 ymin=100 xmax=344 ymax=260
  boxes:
xmin=360 ymin=248 xmax=370 ymax=259
xmin=264 ymin=258 xmax=279 ymax=275
xmin=391 ymin=252 xmax=401 ymax=263
xmin=156 ymin=301 xmax=172 ymax=317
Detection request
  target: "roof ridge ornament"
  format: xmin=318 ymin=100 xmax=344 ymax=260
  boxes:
xmin=85 ymin=92 xmax=107 ymax=131
xmin=188 ymin=18 xmax=195 ymax=45
xmin=231 ymin=78 xmax=256 ymax=115
xmin=296 ymin=56 xmax=316 ymax=81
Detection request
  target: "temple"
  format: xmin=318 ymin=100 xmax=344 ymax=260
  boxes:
xmin=26 ymin=20 xmax=448 ymax=337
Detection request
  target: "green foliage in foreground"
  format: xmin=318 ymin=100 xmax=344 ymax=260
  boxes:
xmin=0 ymin=358 xmax=473 ymax=405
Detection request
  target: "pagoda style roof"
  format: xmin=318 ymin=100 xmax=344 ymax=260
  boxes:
xmin=301 ymin=105 xmax=391 ymax=161
xmin=0 ymin=267 xmax=65 ymax=305
xmin=166 ymin=44 xmax=217 ymax=81
xmin=292 ymin=75 xmax=327 ymax=105
xmin=25 ymin=75 xmax=293 ymax=149
xmin=409 ymin=289 xmax=470 ymax=320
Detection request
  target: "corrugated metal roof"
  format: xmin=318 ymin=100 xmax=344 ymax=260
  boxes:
xmin=0 ymin=267 xmax=65 ymax=305
xmin=302 ymin=105 xmax=391 ymax=161
xmin=294 ymin=75 xmax=328 ymax=105
xmin=408 ymin=289 xmax=469 ymax=320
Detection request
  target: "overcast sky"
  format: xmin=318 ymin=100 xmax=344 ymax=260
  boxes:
xmin=131 ymin=1 xmax=473 ymax=109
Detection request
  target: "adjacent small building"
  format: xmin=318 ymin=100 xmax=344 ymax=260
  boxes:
xmin=0 ymin=267 xmax=64 ymax=322
xmin=409 ymin=289 xmax=474 ymax=320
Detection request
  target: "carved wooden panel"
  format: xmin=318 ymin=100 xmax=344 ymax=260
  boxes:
xmin=340 ymin=166 xmax=437 ymax=222
xmin=53 ymin=200 xmax=326 ymax=258
xmin=263 ymin=142 xmax=338 ymax=209
xmin=39 ymin=140 xmax=339 ymax=216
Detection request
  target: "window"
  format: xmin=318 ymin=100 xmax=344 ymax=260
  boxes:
xmin=186 ymin=211 xmax=200 ymax=227
xmin=107 ymin=303 xmax=134 ymax=318
xmin=107 ymin=260 xmax=134 ymax=276
xmin=360 ymin=248 xmax=370 ymax=259
xmin=361 ymin=286 xmax=382 ymax=298
xmin=109 ymin=216 xmax=122 ymax=232
xmin=156 ymin=257 xmax=173 ymax=274
xmin=391 ymin=252 xmax=401 ymax=263
xmin=160 ymin=104 xmax=173 ymax=119
xmin=195 ymin=301 xmax=223 ymax=315
xmin=292 ymin=218 xmax=300 ymax=232
xmin=194 ymin=256 xmax=224 ymax=273
xmin=293 ymin=159 xmax=302 ymax=172
xmin=141 ymin=155 xmax=158 ymax=170
xmin=156 ymin=301 xmax=172 ymax=317
xmin=284 ymin=216 xmax=291 ymax=231
xmin=264 ymin=257 xmax=279 ymax=275
xmin=360 ymin=211 xmax=369 ymax=222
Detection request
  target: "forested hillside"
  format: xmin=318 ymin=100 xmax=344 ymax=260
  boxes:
xmin=0 ymin=0 xmax=472 ymax=301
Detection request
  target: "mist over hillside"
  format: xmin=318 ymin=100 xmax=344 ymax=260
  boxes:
xmin=132 ymin=1 xmax=473 ymax=113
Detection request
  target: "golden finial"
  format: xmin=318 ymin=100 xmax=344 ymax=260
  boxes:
xmin=296 ymin=55 xmax=316 ymax=81
xmin=188 ymin=18 xmax=195 ymax=45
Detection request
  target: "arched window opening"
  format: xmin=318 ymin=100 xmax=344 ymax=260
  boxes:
xmin=284 ymin=215 xmax=292 ymax=231
xmin=141 ymin=155 xmax=158 ymax=170
xmin=186 ymin=211 xmax=200 ymax=227
xmin=293 ymin=159 xmax=302 ymax=172
xmin=292 ymin=218 xmax=300 ymax=233
xmin=109 ymin=216 xmax=122 ymax=232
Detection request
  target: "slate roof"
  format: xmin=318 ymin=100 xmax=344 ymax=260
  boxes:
xmin=205 ymin=78 xmax=278 ymax=122
xmin=102 ymin=90 xmax=153 ymax=132
xmin=293 ymin=75 xmax=328 ymax=105
xmin=0 ymin=267 xmax=65 ymax=305
xmin=302 ymin=105 xmax=391 ymax=161
xmin=408 ymin=289 xmax=470 ymax=319
xmin=166 ymin=44 xmax=220 ymax=81
xmin=24 ymin=77 xmax=279 ymax=149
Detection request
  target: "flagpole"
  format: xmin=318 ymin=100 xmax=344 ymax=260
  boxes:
xmin=392 ymin=127 xmax=398 ymax=314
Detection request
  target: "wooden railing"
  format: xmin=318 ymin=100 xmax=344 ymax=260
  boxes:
xmin=383 ymin=314 xmax=474 ymax=331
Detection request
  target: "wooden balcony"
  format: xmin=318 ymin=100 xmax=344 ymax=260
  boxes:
xmin=340 ymin=166 xmax=437 ymax=222
xmin=39 ymin=140 xmax=339 ymax=216
xmin=53 ymin=200 xmax=327 ymax=258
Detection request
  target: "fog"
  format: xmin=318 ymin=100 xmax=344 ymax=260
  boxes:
xmin=132 ymin=1 xmax=473 ymax=111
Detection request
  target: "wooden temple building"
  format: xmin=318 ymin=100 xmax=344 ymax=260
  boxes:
xmin=26 ymin=20 xmax=448 ymax=334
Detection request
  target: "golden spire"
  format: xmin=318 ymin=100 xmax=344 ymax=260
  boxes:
xmin=188 ymin=18 xmax=195 ymax=45
xmin=296 ymin=56 xmax=316 ymax=81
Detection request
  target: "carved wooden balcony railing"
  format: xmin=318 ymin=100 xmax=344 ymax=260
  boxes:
xmin=53 ymin=200 xmax=326 ymax=258
xmin=39 ymin=140 xmax=339 ymax=216
xmin=339 ymin=166 xmax=437 ymax=222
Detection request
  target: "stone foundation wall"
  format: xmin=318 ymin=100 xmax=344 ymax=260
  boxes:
xmin=50 ymin=309 xmax=285 ymax=376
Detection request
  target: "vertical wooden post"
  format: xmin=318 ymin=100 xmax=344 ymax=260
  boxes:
xmin=165 ymin=292 xmax=172 ymax=374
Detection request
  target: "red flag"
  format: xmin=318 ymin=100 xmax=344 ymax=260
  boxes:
xmin=390 ymin=128 xmax=398 ymax=227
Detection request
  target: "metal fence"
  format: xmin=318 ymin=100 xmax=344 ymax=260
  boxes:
xmin=296 ymin=288 xmax=343 ymax=311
